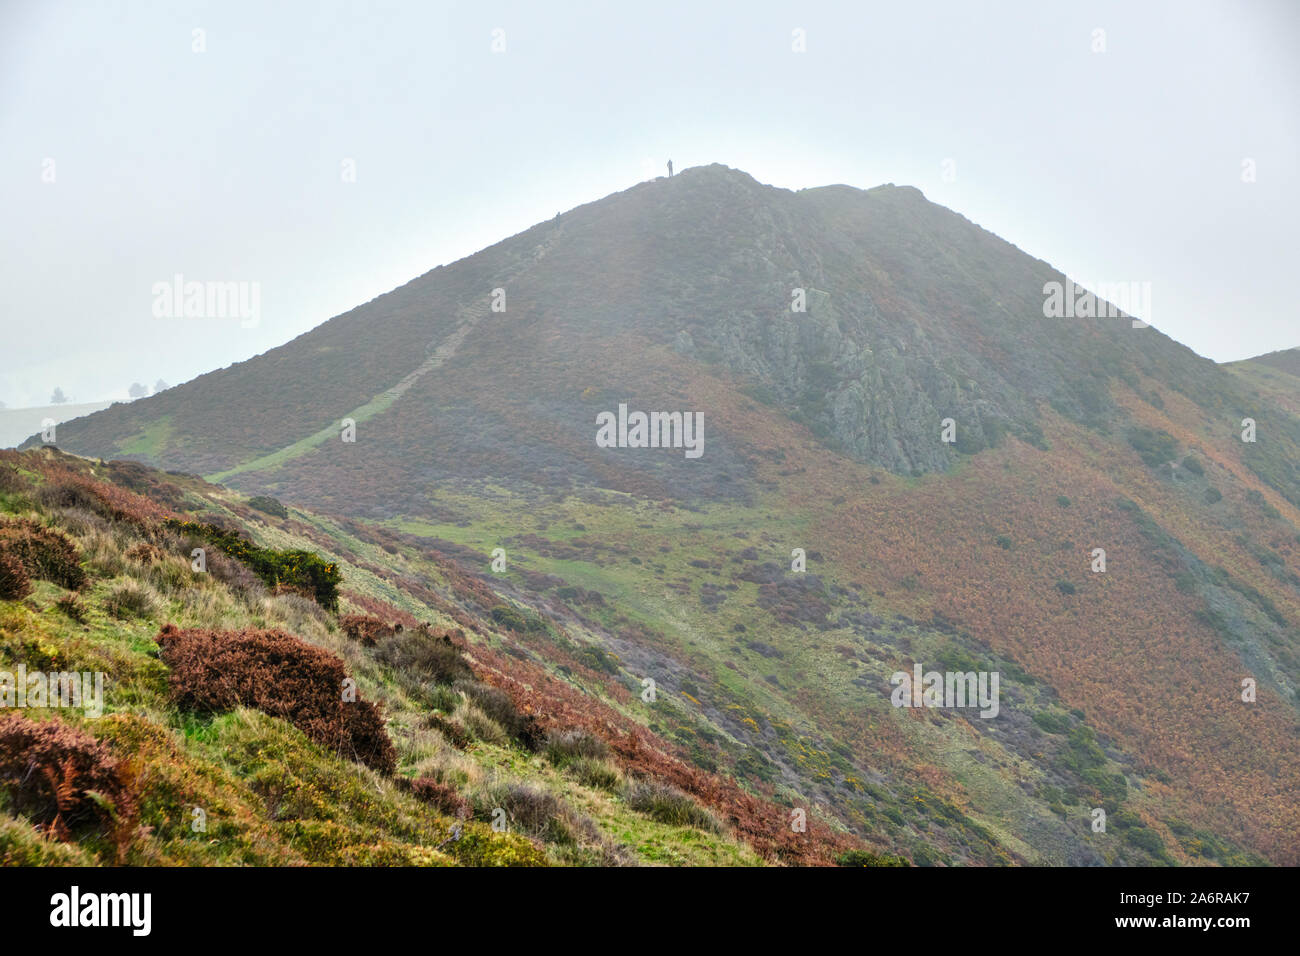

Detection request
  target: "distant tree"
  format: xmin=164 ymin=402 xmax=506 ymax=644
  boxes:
xmin=128 ymin=382 xmax=148 ymax=399
xmin=50 ymin=387 xmax=68 ymax=404
xmin=153 ymin=379 xmax=169 ymax=393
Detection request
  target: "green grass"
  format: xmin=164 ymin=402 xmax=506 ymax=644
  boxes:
xmin=117 ymin=416 xmax=175 ymax=457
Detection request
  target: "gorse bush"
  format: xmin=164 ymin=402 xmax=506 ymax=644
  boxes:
xmin=155 ymin=624 xmax=395 ymax=774
xmin=163 ymin=518 xmax=340 ymax=611
xmin=489 ymin=604 xmax=549 ymax=634
xmin=0 ymin=713 xmax=136 ymax=844
xmin=247 ymin=495 xmax=288 ymax=519
xmin=0 ymin=517 xmax=86 ymax=590
xmin=1126 ymin=427 xmax=1179 ymax=469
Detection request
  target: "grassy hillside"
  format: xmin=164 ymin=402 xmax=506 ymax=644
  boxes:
xmin=19 ymin=166 xmax=1300 ymax=866
xmin=0 ymin=448 xmax=907 ymax=866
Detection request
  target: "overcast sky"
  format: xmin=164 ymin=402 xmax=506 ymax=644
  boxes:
xmin=1 ymin=0 xmax=1296 ymax=408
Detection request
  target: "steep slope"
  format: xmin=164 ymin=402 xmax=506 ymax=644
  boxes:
xmin=2 ymin=448 xmax=885 ymax=866
xmin=31 ymin=166 xmax=1300 ymax=865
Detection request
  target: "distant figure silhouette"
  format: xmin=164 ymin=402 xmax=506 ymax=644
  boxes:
xmin=667 ymin=159 xmax=673 ymax=178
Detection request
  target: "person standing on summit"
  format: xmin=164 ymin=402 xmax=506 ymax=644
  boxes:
xmin=667 ymin=159 xmax=673 ymax=177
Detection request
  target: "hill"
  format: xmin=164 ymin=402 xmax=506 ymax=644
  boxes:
xmin=17 ymin=165 xmax=1300 ymax=865
xmin=1226 ymin=348 xmax=1300 ymax=418
xmin=1 ymin=448 xmax=889 ymax=865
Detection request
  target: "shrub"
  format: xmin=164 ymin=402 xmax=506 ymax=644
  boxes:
xmin=105 ymin=579 xmax=161 ymax=619
xmin=576 ymin=645 xmax=621 ymax=675
xmin=457 ymin=703 xmax=510 ymax=747
xmin=35 ymin=479 xmax=101 ymax=514
xmin=408 ymin=778 xmax=470 ymax=817
xmin=124 ymin=541 xmax=163 ymax=564
xmin=0 ymin=551 xmax=31 ymax=601
xmin=46 ymin=506 xmax=106 ymax=539
xmin=1203 ymin=487 xmax=1222 ymax=505
xmin=0 ymin=518 xmax=86 ymax=590
xmin=1181 ymin=455 xmax=1204 ymax=477
xmin=375 ymin=626 xmax=474 ymax=687
xmin=489 ymin=604 xmax=548 ymax=634
xmin=424 ymin=714 xmax=471 ymax=750
xmin=565 ymin=757 xmax=622 ymax=792
xmin=338 ymin=699 xmax=397 ymax=773
xmin=163 ymin=518 xmax=340 ymax=611
xmin=1082 ymin=767 xmax=1128 ymax=805
xmin=995 ymin=535 xmax=1012 ymax=550
xmin=1032 ymin=711 xmax=1071 ymax=735
xmin=54 ymin=593 xmax=86 ymax=622
xmin=201 ymin=546 xmax=265 ymax=599
xmin=544 ymin=729 xmax=609 ymax=767
xmin=424 ymin=684 xmax=461 ymax=713
xmin=0 ymin=463 xmax=24 ymax=494
xmin=269 ymin=592 xmax=333 ymax=634
xmin=1126 ymin=826 xmax=1167 ymax=857
xmin=836 ymin=849 xmax=909 ymax=867
xmin=454 ymin=680 xmax=542 ymax=750
xmin=0 ymin=713 xmax=136 ymax=844
xmin=484 ymin=783 xmax=578 ymax=844
xmin=1246 ymin=489 xmax=1282 ymax=520
xmin=155 ymin=623 xmax=395 ymax=774
xmin=1056 ymin=495 xmax=1071 ymax=508
xmin=247 ymin=495 xmax=288 ymax=519
xmin=624 ymin=780 xmax=721 ymax=833
xmin=340 ymin=613 xmax=399 ymax=647
xmin=1055 ymin=580 xmax=1076 ymax=595
xmin=1126 ymin=427 xmax=1179 ymax=469
xmin=41 ymin=468 xmax=174 ymax=525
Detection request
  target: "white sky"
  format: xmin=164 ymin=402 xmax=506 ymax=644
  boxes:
xmin=1 ymin=0 xmax=1296 ymax=407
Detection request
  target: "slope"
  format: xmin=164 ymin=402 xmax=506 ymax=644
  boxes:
xmin=28 ymin=165 xmax=1300 ymax=865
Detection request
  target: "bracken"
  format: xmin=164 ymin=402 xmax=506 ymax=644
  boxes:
xmin=155 ymin=623 xmax=396 ymax=774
